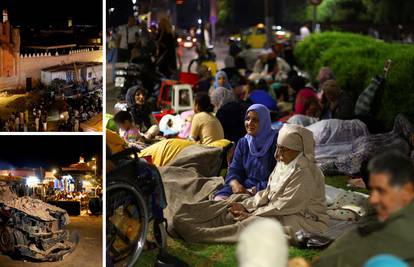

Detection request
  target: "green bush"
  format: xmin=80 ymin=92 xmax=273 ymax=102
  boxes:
xmin=294 ymin=32 xmax=414 ymax=128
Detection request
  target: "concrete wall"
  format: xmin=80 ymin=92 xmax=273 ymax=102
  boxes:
xmin=18 ymin=49 xmax=103 ymax=87
xmin=0 ymin=49 xmax=103 ymax=90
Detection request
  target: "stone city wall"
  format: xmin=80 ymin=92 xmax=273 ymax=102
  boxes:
xmin=18 ymin=49 xmax=103 ymax=87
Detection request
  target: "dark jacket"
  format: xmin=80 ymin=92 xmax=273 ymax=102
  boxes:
xmin=314 ymin=200 xmax=414 ymax=267
xmin=321 ymin=91 xmax=354 ymax=120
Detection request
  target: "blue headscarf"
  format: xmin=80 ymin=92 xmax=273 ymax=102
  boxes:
xmin=213 ymin=70 xmax=232 ymax=90
xmin=245 ymin=104 xmax=277 ymax=157
xmin=364 ymin=255 xmax=408 ymax=267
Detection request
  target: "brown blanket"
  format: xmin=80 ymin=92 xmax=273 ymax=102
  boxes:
xmin=159 ymin=165 xmax=254 ymax=243
xmin=165 ymin=144 xmax=224 ymax=177
xmin=159 ymin=145 xmax=263 ymax=243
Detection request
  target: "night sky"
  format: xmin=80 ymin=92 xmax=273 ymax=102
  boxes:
xmin=0 ymin=136 xmax=102 ymax=169
xmin=0 ymin=0 xmax=102 ymax=27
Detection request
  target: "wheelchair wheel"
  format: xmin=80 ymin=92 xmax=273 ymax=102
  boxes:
xmin=107 ymin=183 xmax=149 ymax=267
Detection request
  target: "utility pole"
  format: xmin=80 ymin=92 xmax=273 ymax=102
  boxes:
xmin=210 ymin=0 xmax=217 ymax=45
xmin=170 ymin=0 xmax=177 ymax=27
xmin=197 ymin=0 xmax=206 ymax=48
xmin=264 ymin=0 xmax=273 ymax=48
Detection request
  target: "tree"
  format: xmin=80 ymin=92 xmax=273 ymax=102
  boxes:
xmin=316 ymin=0 xmax=368 ymax=22
xmin=286 ymin=0 xmax=414 ymax=25
xmin=217 ymin=0 xmax=234 ymax=26
xmin=362 ymin=0 xmax=414 ymax=24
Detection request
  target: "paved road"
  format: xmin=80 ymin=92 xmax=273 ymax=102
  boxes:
xmin=0 ymin=216 xmax=102 ymax=267
xmin=106 ymin=42 xmax=228 ymax=115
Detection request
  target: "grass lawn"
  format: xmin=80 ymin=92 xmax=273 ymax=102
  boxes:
xmin=136 ymin=175 xmax=364 ymax=266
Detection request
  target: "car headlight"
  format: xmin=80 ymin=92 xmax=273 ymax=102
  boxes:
xmin=236 ymin=37 xmax=241 ymax=41
xmin=115 ymin=70 xmax=127 ymax=75
xmin=192 ymin=38 xmax=197 ymax=42
xmin=177 ymin=37 xmax=183 ymax=43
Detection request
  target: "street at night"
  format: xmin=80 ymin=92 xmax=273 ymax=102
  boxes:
xmin=0 ymin=0 xmax=103 ymax=132
xmin=0 ymin=136 xmax=102 ymax=266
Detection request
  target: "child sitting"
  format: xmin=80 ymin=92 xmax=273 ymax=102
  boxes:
xmin=113 ymin=111 xmax=144 ymax=149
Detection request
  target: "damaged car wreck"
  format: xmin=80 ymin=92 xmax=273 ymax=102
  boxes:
xmin=0 ymin=184 xmax=77 ymax=261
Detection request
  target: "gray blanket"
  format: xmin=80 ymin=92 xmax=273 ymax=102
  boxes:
xmin=159 ymin=144 xmax=362 ymax=244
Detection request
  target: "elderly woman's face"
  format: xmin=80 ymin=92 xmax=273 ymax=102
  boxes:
xmin=245 ymin=111 xmax=259 ymax=136
xmin=217 ymin=75 xmax=226 ymax=87
xmin=276 ymin=145 xmax=300 ymax=164
xmin=135 ymin=92 xmax=145 ymax=105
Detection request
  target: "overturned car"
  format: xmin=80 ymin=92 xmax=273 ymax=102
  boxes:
xmin=0 ymin=184 xmax=76 ymax=261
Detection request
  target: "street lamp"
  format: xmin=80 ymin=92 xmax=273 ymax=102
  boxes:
xmin=308 ymin=0 xmax=323 ymax=31
xmin=132 ymin=0 xmax=138 ymax=19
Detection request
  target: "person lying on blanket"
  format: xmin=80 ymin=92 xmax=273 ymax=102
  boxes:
xmin=171 ymin=124 xmax=328 ymax=243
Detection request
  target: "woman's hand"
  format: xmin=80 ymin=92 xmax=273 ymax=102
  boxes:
xmin=228 ymin=203 xmax=250 ymax=221
xmin=248 ymin=186 xmax=257 ymax=196
xmin=230 ymin=180 xmax=247 ymax=194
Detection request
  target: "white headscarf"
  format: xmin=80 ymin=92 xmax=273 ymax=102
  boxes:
xmin=269 ymin=124 xmax=316 ymax=191
xmin=237 ymin=218 xmax=288 ymax=267
xmin=210 ymin=86 xmax=236 ymax=112
xmin=277 ymin=124 xmax=315 ymax=161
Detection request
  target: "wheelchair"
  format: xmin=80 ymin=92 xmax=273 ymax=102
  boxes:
xmin=107 ymin=147 xmax=186 ymax=267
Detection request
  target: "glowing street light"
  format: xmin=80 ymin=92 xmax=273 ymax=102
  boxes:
xmin=132 ymin=0 xmax=137 ymax=4
xmin=109 ymin=8 xmax=115 ymax=13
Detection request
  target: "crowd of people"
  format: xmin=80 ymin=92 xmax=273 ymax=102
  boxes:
xmin=109 ymin=15 xmax=177 ymax=81
xmin=0 ymin=80 xmax=102 ymax=132
xmin=57 ymin=91 xmax=103 ymax=132
xmin=107 ymin=16 xmax=414 ymax=267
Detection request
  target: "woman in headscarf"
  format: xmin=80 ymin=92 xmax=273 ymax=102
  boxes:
xmin=227 ymin=124 xmax=328 ymax=231
xmin=126 ymin=85 xmax=159 ymax=139
xmin=212 ymin=87 xmax=249 ymax=143
xmin=210 ymin=87 xmax=237 ymax=113
xmin=213 ymin=104 xmax=278 ymax=200
xmin=168 ymin=124 xmax=329 ymax=243
xmin=212 ymin=70 xmax=232 ymax=91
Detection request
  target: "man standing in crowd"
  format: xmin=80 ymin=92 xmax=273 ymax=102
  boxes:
xmin=116 ymin=16 xmax=140 ymax=62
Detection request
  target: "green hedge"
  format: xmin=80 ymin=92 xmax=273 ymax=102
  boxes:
xmin=294 ymin=32 xmax=414 ymax=128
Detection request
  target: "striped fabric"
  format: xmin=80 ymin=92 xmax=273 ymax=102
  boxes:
xmin=354 ymin=75 xmax=384 ymax=116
